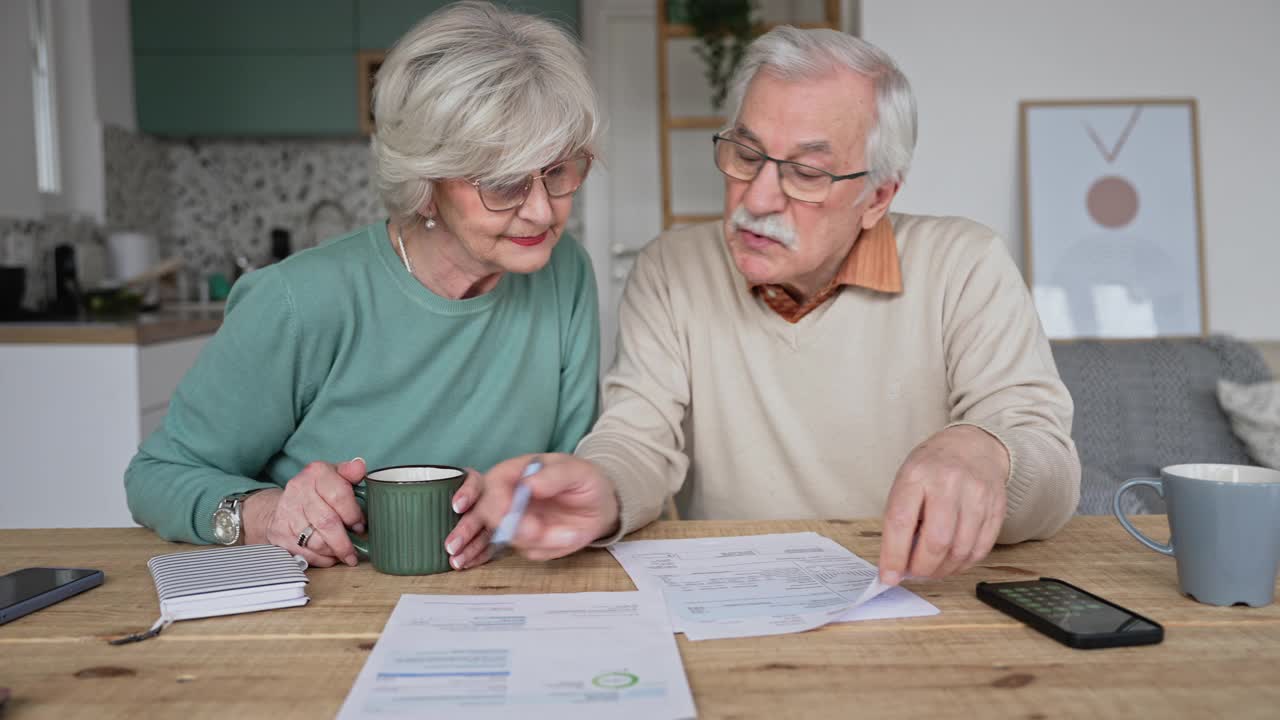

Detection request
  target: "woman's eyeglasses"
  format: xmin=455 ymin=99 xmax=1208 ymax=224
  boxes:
xmin=470 ymin=153 xmax=594 ymax=212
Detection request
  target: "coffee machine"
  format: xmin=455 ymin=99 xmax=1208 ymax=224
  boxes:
xmin=50 ymin=244 xmax=83 ymax=317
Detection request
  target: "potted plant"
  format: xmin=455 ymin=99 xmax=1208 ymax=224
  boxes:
xmin=682 ymin=0 xmax=759 ymax=112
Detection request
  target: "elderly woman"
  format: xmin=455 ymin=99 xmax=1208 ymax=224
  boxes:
xmin=124 ymin=1 xmax=600 ymax=572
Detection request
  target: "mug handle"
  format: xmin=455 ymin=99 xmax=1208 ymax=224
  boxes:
xmin=346 ymin=483 xmax=370 ymax=559
xmin=1112 ymin=478 xmax=1174 ymax=556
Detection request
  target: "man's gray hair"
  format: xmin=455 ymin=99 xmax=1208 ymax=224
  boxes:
xmin=726 ymin=26 xmax=917 ymax=190
xmin=371 ymin=1 xmax=600 ymax=221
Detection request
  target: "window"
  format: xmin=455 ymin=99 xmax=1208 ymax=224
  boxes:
xmin=30 ymin=0 xmax=60 ymax=196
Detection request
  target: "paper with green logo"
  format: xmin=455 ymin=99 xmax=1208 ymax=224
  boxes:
xmin=338 ymin=591 xmax=695 ymax=719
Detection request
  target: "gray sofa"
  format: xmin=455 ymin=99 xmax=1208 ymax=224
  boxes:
xmin=1051 ymin=336 xmax=1278 ymax=515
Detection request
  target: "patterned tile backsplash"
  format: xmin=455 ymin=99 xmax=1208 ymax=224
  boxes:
xmin=0 ymin=214 xmax=101 ymax=309
xmin=103 ymin=125 xmax=173 ymax=242
xmin=4 ymin=125 xmax=583 ymax=309
xmin=105 ymin=125 xmax=384 ymax=277
xmin=166 ymin=136 xmax=383 ymax=274
xmin=1 ymin=127 xmax=385 ymax=309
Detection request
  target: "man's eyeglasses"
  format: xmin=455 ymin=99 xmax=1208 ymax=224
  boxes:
xmin=712 ymin=135 xmax=867 ymax=204
xmin=470 ymin=153 xmax=594 ymax=212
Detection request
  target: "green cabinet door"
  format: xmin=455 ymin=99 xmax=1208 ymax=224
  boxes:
xmin=356 ymin=0 xmax=579 ymax=50
xmin=133 ymin=0 xmax=356 ymax=52
xmin=135 ymin=54 xmax=359 ymax=136
xmin=130 ymin=0 xmax=579 ymax=135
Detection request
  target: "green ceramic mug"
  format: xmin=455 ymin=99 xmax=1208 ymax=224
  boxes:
xmin=346 ymin=465 xmax=465 ymax=575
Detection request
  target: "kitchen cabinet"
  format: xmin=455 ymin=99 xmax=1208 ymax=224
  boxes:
xmin=132 ymin=0 xmax=358 ymax=136
xmin=131 ymin=0 xmax=580 ymax=135
xmin=135 ymin=54 xmax=359 ymax=136
xmin=355 ymin=0 xmax=579 ymax=50
xmin=0 ymin=333 xmax=213 ymax=529
xmin=132 ymin=0 xmax=356 ymax=52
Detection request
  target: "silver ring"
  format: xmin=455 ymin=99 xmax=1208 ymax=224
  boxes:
xmin=297 ymin=526 xmax=315 ymax=548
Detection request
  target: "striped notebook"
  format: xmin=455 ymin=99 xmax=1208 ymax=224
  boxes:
xmin=112 ymin=544 xmax=309 ymax=644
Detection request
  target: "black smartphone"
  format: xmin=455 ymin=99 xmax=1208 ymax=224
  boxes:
xmin=976 ymin=577 xmax=1163 ymax=649
xmin=0 ymin=567 xmax=104 ymax=625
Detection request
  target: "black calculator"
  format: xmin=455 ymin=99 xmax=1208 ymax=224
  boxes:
xmin=976 ymin=577 xmax=1164 ymax=649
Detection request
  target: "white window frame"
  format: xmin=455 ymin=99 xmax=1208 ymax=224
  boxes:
xmin=30 ymin=0 xmax=63 ymax=210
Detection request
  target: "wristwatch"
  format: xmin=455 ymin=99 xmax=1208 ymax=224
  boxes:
xmin=212 ymin=490 xmax=264 ymax=545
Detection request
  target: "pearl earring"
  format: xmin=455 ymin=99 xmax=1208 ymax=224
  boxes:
xmin=425 ymin=217 xmax=437 ymax=230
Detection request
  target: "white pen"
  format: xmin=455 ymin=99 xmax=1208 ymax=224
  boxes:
xmin=491 ymin=458 xmax=542 ymax=555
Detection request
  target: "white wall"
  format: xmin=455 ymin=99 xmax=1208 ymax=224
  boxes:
xmin=91 ymin=0 xmax=137 ymax=131
xmin=54 ymin=0 xmax=105 ymax=221
xmin=862 ymin=0 xmax=1280 ymax=340
xmin=0 ymin=1 xmax=41 ymax=219
xmin=582 ymin=0 xmax=663 ymax=371
xmin=54 ymin=0 xmax=137 ymax=222
xmin=0 ymin=0 xmax=135 ymax=223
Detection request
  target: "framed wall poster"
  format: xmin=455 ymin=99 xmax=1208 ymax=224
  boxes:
xmin=1020 ymin=99 xmax=1207 ymax=339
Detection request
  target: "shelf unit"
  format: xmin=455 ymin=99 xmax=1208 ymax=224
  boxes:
xmin=655 ymin=0 xmax=842 ymax=229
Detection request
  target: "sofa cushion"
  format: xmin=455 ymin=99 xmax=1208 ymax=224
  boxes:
xmin=1051 ymin=336 xmax=1274 ymax=515
xmin=1217 ymin=379 xmax=1280 ymax=470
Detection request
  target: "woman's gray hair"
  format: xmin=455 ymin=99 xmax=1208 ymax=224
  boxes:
xmin=726 ymin=26 xmax=917 ymax=191
xmin=372 ymin=1 xmax=600 ymax=221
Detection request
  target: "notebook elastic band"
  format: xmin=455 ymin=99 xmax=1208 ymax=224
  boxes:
xmin=108 ymin=616 xmax=172 ymax=645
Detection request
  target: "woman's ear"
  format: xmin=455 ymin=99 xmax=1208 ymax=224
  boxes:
xmin=416 ymin=180 xmax=439 ymax=219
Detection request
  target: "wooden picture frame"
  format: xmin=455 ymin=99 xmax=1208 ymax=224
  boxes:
xmin=357 ymin=51 xmax=385 ymax=136
xmin=1020 ymin=98 xmax=1207 ymax=340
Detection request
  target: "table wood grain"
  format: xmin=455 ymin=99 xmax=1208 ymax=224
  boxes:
xmin=2 ymin=516 xmax=1277 ymax=719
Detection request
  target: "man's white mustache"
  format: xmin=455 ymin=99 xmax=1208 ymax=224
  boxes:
xmin=730 ymin=205 xmax=798 ymax=249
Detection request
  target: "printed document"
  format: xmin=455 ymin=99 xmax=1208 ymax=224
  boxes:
xmin=609 ymin=532 xmax=939 ymax=640
xmin=337 ymin=592 xmax=696 ymax=719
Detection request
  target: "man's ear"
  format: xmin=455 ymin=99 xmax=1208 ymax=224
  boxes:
xmin=861 ymin=180 xmax=900 ymax=230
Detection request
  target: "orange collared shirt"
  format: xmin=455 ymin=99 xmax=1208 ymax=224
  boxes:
xmin=752 ymin=216 xmax=904 ymax=323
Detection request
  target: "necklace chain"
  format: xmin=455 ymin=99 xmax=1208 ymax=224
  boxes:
xmin=395 ymin=224 xmax=414 ymax=275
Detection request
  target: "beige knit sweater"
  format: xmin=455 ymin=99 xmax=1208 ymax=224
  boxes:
xmin=579 ymin=214 xmax=1081 ymax=545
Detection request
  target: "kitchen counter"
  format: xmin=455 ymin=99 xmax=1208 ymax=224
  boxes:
xmin=2 ymin=317 xmax=217 ymax=526
xmin=0 ymin=306 xmax=223 ymax=345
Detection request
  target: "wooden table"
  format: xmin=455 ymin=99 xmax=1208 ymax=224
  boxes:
xmin=2 ymin=516 xmax=1277 ymax=719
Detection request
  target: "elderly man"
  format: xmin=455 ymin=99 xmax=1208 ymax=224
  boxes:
xmin=472 ymin=26 xmax=1080 ymax=585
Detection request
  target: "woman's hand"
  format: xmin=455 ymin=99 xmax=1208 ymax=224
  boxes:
xmin=243 ymin=458 xmax=367 ymax=567
xmin=442 ymin=469 xmax=493 ymax=570
xmin=472 ymin=453 xmax=620 ymax=561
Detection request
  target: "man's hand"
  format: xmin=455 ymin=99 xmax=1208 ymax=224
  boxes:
xmin=878 ymin=425 xmax=1010 ymax=584
xmin=472 ymin=453 xmax=620 ymax=561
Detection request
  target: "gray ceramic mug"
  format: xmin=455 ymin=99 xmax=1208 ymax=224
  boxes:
xmin=1114 ymin=463 xmax=1280 ymax=607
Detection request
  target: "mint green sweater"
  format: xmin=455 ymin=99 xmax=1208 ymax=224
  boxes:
xmin=126 ymin=222 xmax=599 ymax=544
